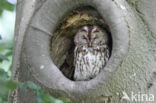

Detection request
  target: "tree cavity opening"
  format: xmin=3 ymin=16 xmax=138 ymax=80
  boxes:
xmin=50 ymin=6 xmax=112 ymax=81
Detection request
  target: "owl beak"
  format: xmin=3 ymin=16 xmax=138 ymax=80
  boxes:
xmin=88 ymin=42 xmax=92 ymax=47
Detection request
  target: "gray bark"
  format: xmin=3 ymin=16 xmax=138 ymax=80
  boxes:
xmin=8 ymin=0 xmax=156 ymax=103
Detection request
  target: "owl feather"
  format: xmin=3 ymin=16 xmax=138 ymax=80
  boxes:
xmin=74 ymin=25 xmax=110 ymax=81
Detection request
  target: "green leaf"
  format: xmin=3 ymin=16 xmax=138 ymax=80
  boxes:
xmin=19 ymin=82 xmax=27 ymax=91
xmin=0 ymin=79 xmax=70 ymax=103
xmin=5 ymin=50 xmax=12 ymax=56
xmin=26 ymin=81 xmax=41 ymax=90
xmin=19 ymin=81 xmax=41 ymax=91
xmin=43 ymin=94 xmax=53 ymax=103
xmin=53 ymin=99 xmax=64 ymax=103
xmin=0 ymin=35 xmax=2 ymax=40
xmin=35 ymin=91 xmax=43 ymax=103
xmin=0 ymin=9 xmax=2 ymax=17
xmin=35 ymin=90 xmax=64 ymax=103
xmin=0 ymin=79 xmax=9 ymax=95
xmin=42 ymin=94 xmax=64 ymax=103
xmin=0 ymin=54 xmax=9 ymax=62
xmin=6 ymin=80 xmax=19 ymax=90
xmin=58 ymin=97 xmax=70 ymax=103
xmin=0 ymin=68 xmax=9 ymax=79
xmin=2 ymin=1 xmax=14 ymax=11
xmin=0 ymin=79 xmax=18 ymax=95
xmin=0 ymin=0 xmax=15 ymax=16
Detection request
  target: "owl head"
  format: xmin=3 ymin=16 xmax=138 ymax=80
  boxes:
xmin=74 ymin=25 xmax=108 ymax=47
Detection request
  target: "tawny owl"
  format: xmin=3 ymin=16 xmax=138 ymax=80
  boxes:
xmin=74 ymin=25 xmax=110 ymax=81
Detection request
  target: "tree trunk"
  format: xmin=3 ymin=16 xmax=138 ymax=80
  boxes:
xmin=8 ymin=0 xmax=156 ymax=103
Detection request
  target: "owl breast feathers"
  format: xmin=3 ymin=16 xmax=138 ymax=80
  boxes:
xmin=74 ymin=45 xmax=109 ymax=81
xmin=74 ymin=25 xmax=110 ymax=81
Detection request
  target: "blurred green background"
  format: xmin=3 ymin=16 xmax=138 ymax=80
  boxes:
xmin=0 ymin=0 xmax=16 ymax=76
xmin=0 ymin=0 xmax=16 ymax=103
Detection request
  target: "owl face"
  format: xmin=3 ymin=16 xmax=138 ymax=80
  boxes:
xmin=74 ymin=25 xmax=108 ymax=47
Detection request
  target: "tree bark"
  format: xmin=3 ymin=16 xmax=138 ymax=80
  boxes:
xmin=8 ymin=0 xmax=156 ymax=103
